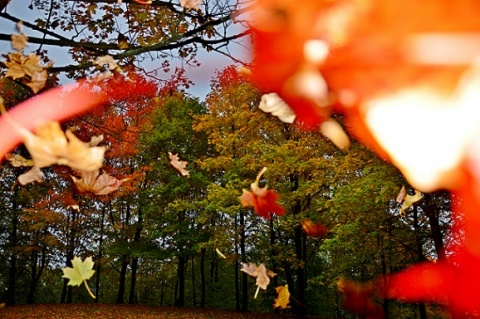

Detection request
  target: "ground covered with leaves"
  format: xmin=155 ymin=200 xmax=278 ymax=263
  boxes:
xmin=0 ymin=304 xmax=319 ymax=319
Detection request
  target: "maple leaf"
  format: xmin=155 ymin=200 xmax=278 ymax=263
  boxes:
xmin=62 ymin=256 xmax=96 ymax=299
xmin=179 ymin=0 xmax=201 ymax=11
xmin=274 ymin=285 xmax=290 ymax=309
xmin=168 ymin=152 xmax=189 ymax=177
xmin=20 ymin=122 xmax=105 ymax=171
xmin=399 ymin=190 xmax=422 ymax=214
xmin=26 ymin=70 xmax=48 ymax=94
xmin=93 ymin=55 xmax=120 ymax=71
xmin=301 ymin=219 xmax=327 ymax=238
xmin=258 ymin=93 xmax=296 ymax=123
xmin=71 ymin=170 xmax=126 ymax=195
xmin=11 ymin=33 xmax=28 ymax=51
xmin=240 ymin=262 xmax=276 ymax=298
xmin=240 ymin=167 xmax=285 ymax=218
xmin=18 ymin=166 xmax=44 ymax=185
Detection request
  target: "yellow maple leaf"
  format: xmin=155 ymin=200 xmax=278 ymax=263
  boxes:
xmin=274 ymin=284 xmax=290 ymax=309
xmin=62 ymin=256 xmax=96 ymax=299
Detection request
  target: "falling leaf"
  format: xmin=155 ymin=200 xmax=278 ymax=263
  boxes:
xmin=179 ymin=0 xmax=201 ymax=11
xmin=337 ymin=277 xmax=383 ymax=318
xmin=274 ymin=285 xmax=290 ymax=309
xmin=395 ymin=186 xmax=406 ymax=203
xmin=18 ymin=166 xmax=44 ymax=185
xmin=240 ymin=262 xmax=276 ymax=298
xmin=240 ymin=167 xmax=285 ymax=218
xmin=26 ymin=70 xmax=48 ymax=94
xmin=21 ymin=122 xmax=105 ymax=171
xmin=259 ymin=93 xmax=296 ymax=123
xmin=168 ymin=152 xmax=189 ymax=177
xmin=301 ymin=219 xmax=327 ymax=238
xmin=62 ymin=256 xmax=96 ymax=299
xmin=320 ymin=119 xmax=350 ymax=150
xmin=71 ymin=170 xmax=126 ymax=195
xmin=93 ymin=55 xmax=120 ymax=71
xmin=11 ymin=33 xmax=28 ymax=51
xmin=5 ymin=153 xmax=34 ymax=167
xmin=399 ymin=190 xmax=422 ymax=214
xmin=86 ymin=134 xmax=103 ymax=147
xmin=215 ymin=248 xmax=227 ymax=259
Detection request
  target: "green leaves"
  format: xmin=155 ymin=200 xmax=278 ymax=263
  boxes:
xmin=62 ymin=256 xmax=96 ymax=299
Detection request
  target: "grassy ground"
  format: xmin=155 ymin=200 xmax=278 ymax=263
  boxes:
xmin=0 ymin=304 xmax=315 ymax=319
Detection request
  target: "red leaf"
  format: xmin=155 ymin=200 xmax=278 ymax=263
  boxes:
xmin=240 ymin=167 xmax=285 ymax=218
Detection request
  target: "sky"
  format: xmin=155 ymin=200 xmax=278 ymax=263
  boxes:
xmin=0 ymin=0 xmax=251 ymax=100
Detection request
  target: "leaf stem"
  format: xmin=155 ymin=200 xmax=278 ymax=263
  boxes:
xmin=84 ymin=280 xmax=96 ymax=299
xmin=254 ymin=285 xmax=260 ymax=299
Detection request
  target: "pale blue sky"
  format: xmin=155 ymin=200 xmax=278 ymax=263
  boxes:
xmin=0 ymin=0 xmax=251 ymax=100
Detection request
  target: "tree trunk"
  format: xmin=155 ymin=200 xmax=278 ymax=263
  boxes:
xmin=6 ymin=200 xmax=18 ymax=306
xmin=423 ymin=193 xmax=447 ymax=261
xmin=200 ymin=248 xmax=206 ymax=308
xmin=413 ymin=205 xmax=428 ymax=319
xmin=116 ymin=256 xmax=129 ymax=304
xmin=61 ymin=209 xmax=76 ymax=304
xmin=175 ymin=255 xmax=186 ymax=307
xmin=240 ymin=210 xmax=248 ymax=312
xmin=191 ymin=257 xmax=196 ymax=306
xmin=95 ymin=205 xmax=106 ymax=303
xmin=294 ymin=224 xmax=307 ymax=316
xmin=128 ymin=257 xmax=138 ymax=304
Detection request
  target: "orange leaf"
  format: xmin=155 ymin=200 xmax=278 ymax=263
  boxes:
xmin=240 ymin=167 xmax=285 ymax=218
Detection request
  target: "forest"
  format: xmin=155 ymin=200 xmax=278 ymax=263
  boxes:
xmin=1 ymin=1 xmax=480 ymax=319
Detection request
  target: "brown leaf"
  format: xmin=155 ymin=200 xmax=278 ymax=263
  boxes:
xmin=168 ymin=152 xmax=189 ymax=177
xmin=71 ymin=170 xmax=125 ymax=195
xmin=11 ymin=33 xmax=28 ymax=51
xmin=26 ymin=70 xmax=48 ymax=94
xmin=21 ymin=122 xmax=105 ymax=171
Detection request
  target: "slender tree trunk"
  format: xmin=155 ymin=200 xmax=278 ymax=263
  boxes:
xmin=27 ymin=246 xmax=46 ymax=304
xmin=129 ymin=206 xmax=143 ymax=304
xmin=129 ymin=257 xmax=138 ymax=304
xmin=234 ymin=215 xmax=240 ymax=311
xmin=413 ymin=205 xmax=428 ymax=319
xmin=95 ymin=204 xmax=106 ymax=303
xmin=423 ymin=193 xmax=447 ymax=261
xmin=116 ymin=256 xmax=129 ymax=304
xmin=175 ymin=255 xmax=186 ymax=307
xmin=62 ymin=209 xmax=76 ymax=304
xmin=294 ymin=224 xmax=307 ymax=316
xmin=191 ymin=257 xmax=196 ymax=306
xmin=200 ymin=248 xmax=206 ymax=308
xmin=240 ymin=210 xmax=248 ymax=312
xmin=6 ymin=201 xmax=18 ymax=306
